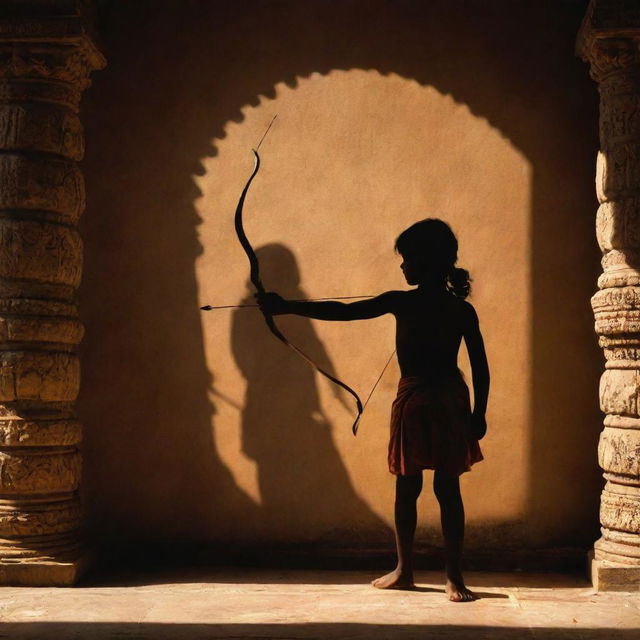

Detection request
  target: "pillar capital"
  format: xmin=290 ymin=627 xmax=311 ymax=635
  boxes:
xmin=577 ymin=0 xmax=640 ymax=49
xmin=577 ymin=1 xmax=640 ymax=88
xmin=0 ymin=1 xmax=105 ymax=109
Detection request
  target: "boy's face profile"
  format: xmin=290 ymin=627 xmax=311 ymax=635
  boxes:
xmin=400 ymin=250 xmax=445 ymax=287
xmin=400 ymin=252 xmax=427 ymax=285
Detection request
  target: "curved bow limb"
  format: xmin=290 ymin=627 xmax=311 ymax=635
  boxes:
xmin=234 ymin=149 xmax=364 ymax=434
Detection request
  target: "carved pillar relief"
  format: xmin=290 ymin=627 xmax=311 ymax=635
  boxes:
xmin=578 ymin=0 xmax=640 ymax=591
xmin=0 ymin=6 xmax=104 ymax=585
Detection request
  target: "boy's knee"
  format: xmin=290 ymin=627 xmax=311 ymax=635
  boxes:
xmin=396 ymin=474 xmax=423 ymax=500
xmin=433 ymin=471 xmax=460 ymax=502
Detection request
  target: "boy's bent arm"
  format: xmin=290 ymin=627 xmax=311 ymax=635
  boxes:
xmin=260 ymin=291 xmax=402 ymax=321
xmin=464 ymin=304 xmax=490 ymax=416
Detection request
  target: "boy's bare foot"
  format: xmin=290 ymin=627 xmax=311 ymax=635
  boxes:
xmin=445 ymin=578 xmax=475 ymax=602
xmin=372 ymin=568 xmax=415 ymax=589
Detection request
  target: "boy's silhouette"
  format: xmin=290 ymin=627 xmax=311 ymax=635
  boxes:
xmin=258 ymin=219 xmax=490 ymax=602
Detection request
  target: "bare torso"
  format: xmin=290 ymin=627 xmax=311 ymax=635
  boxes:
xmin=392 ymin=289 xmax=467 ymax=379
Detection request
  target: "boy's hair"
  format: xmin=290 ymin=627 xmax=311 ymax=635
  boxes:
xmin=394 ymin=218 xmax=472 ymax=299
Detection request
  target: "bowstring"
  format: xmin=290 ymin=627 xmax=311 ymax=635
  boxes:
xmin=255 ymin=114 xmax=278 ymax=151
xmin=361 ymin=349 xmax=396 ymax=413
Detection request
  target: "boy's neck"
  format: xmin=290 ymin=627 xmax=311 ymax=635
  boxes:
xmin=417 ymin=280 xmax=447 ymax=294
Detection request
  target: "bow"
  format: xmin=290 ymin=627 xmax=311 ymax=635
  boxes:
xmin=234 ymin=148 xmax=366 ymax=434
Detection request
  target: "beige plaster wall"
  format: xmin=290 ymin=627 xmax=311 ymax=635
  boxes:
xmin=79 ymin=0 xmax=602 ymax=558
xmin=195 ymin=72 xmax=530 ymax=536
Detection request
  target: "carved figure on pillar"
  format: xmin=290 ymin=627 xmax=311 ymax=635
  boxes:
xmin=0 ymin=1 xmax=104 ymax=586
xmin=577 ymin=0 xmax=640 ymax=591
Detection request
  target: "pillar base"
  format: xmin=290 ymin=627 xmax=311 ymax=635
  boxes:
xmin=589 ymin=550 xmax=640 ymax=592
xmin=0 ymin=554 xmax=91 ymax=586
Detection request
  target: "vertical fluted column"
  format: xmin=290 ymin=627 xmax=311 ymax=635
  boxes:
xmin=578 ymin=1 xmax=640 ymax=591
xmin=0 ymin=4 xmax=104 ymax=585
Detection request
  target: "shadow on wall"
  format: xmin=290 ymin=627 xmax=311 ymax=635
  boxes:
xmin=79 ymin=0 xmax=601 ymax=555
xmin=231 ymin=245 xmax=386 ymax=540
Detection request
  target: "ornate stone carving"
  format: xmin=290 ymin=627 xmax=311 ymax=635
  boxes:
xmin=0 ymin=352 xmax=80 ymax=402
xmin=599 ymin=368 xmax=639 ymax=416
xmin=0 ymin=448 xmax=80 ymax=494
xmin=599 ymin=93 xmax=640 ymax=145
xmin=0 ymin=418 xmax=81 ymax=447
xmin=0 ymin=496 xmax=81 ymax=537
xmin=593 ymin=285 xmax=640 ymax=334
xmin=578 ymin=0 xmax=640 ymax=590
xmin=0 ymin=219 xmax=83 ymax=285
xmin=598 ymin=527 xmax=640 ymax=564
xmin=0 ymin=314 xmax=84 ymax=346
xmin=0 ymin=80 xmax=81 ymax=112
xmin=0 ymin=154 xmax=85 ymax=221
xmin=596 ymin=146 xmax=640 ymax=202
xmin=587 ymin=39 xmax=640 ymax=83
xmin=0 ymin=1 xmax=104 ymax=585
xmin=0 ymin=103 xmax=83 ymax=160
xmin=596 ymin=200 xmax=640 ymax=251
xmin=0 ymin=45 xmax=97 ymax=92
xmin=600 ymin=488 xmax=640 ymax=536
xmin=599 ymin=427 xmax=640 ymax=476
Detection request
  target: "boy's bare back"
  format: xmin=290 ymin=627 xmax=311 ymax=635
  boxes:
xmin=303 ymin=287 xmax=482 ymax=381
xmin=383 ymin=288 xmax=476 ymax=379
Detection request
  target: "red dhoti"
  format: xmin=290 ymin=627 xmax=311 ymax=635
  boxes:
xmin=388 ymin=373 xmax=483 ymax=477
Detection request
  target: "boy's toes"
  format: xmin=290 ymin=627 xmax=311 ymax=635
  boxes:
xmin=446 ymin=579 xmax=475 ymax=602
xmin=372 ymin=569 xmax=414 ymax=590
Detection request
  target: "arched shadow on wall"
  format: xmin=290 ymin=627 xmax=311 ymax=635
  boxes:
xmin=80 ymin=0 xmax=602 ymax=558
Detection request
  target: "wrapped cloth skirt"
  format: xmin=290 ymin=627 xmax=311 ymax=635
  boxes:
xmin=388 ymin=372 xmax=483 ymax=477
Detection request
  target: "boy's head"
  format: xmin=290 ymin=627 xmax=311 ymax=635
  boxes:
xmin=395 ymin=218 xmax=458 ymax=285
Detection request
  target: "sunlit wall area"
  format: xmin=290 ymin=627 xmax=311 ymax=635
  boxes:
xmin=195 ymin=71 xmax=531 ymax=542
xmin=79 ymin=0 xmax=600 ymax=560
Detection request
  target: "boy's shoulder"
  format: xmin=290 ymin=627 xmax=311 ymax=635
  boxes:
xmin=456 ymin=296 xmax=475 ymax=311
xmin=376 ymin=290 xmax=409 ymax=302
xmin=383 ymin=289 xmax=410 ymax=299
xmin=438 ymin=293 xmax=478 ymax=326
xmin=377 ymin=289 xmax=409 ymax=310
xmin=456 ymin=297 xmax=479 ymax=326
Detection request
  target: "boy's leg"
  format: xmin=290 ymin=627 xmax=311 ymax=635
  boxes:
xmin=433 ymin=470 xmax=475 ymax=602
xmin=372 ymin=473 xmax=422 ymax=589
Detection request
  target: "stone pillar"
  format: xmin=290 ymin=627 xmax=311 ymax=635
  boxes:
xmin=578 ymin=1 xmax=640 ymax=591
xmin=0 ymin=2 xmax=104 ymax=585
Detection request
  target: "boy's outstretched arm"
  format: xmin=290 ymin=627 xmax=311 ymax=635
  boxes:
xmin=257 ymin=291 xmax=401 ymax=321
xmin=464 ymin=303 xmax=490 ymax=439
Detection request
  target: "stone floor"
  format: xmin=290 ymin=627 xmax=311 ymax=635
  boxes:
xmin=1 ymin=568 xmax=638 ymax=639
